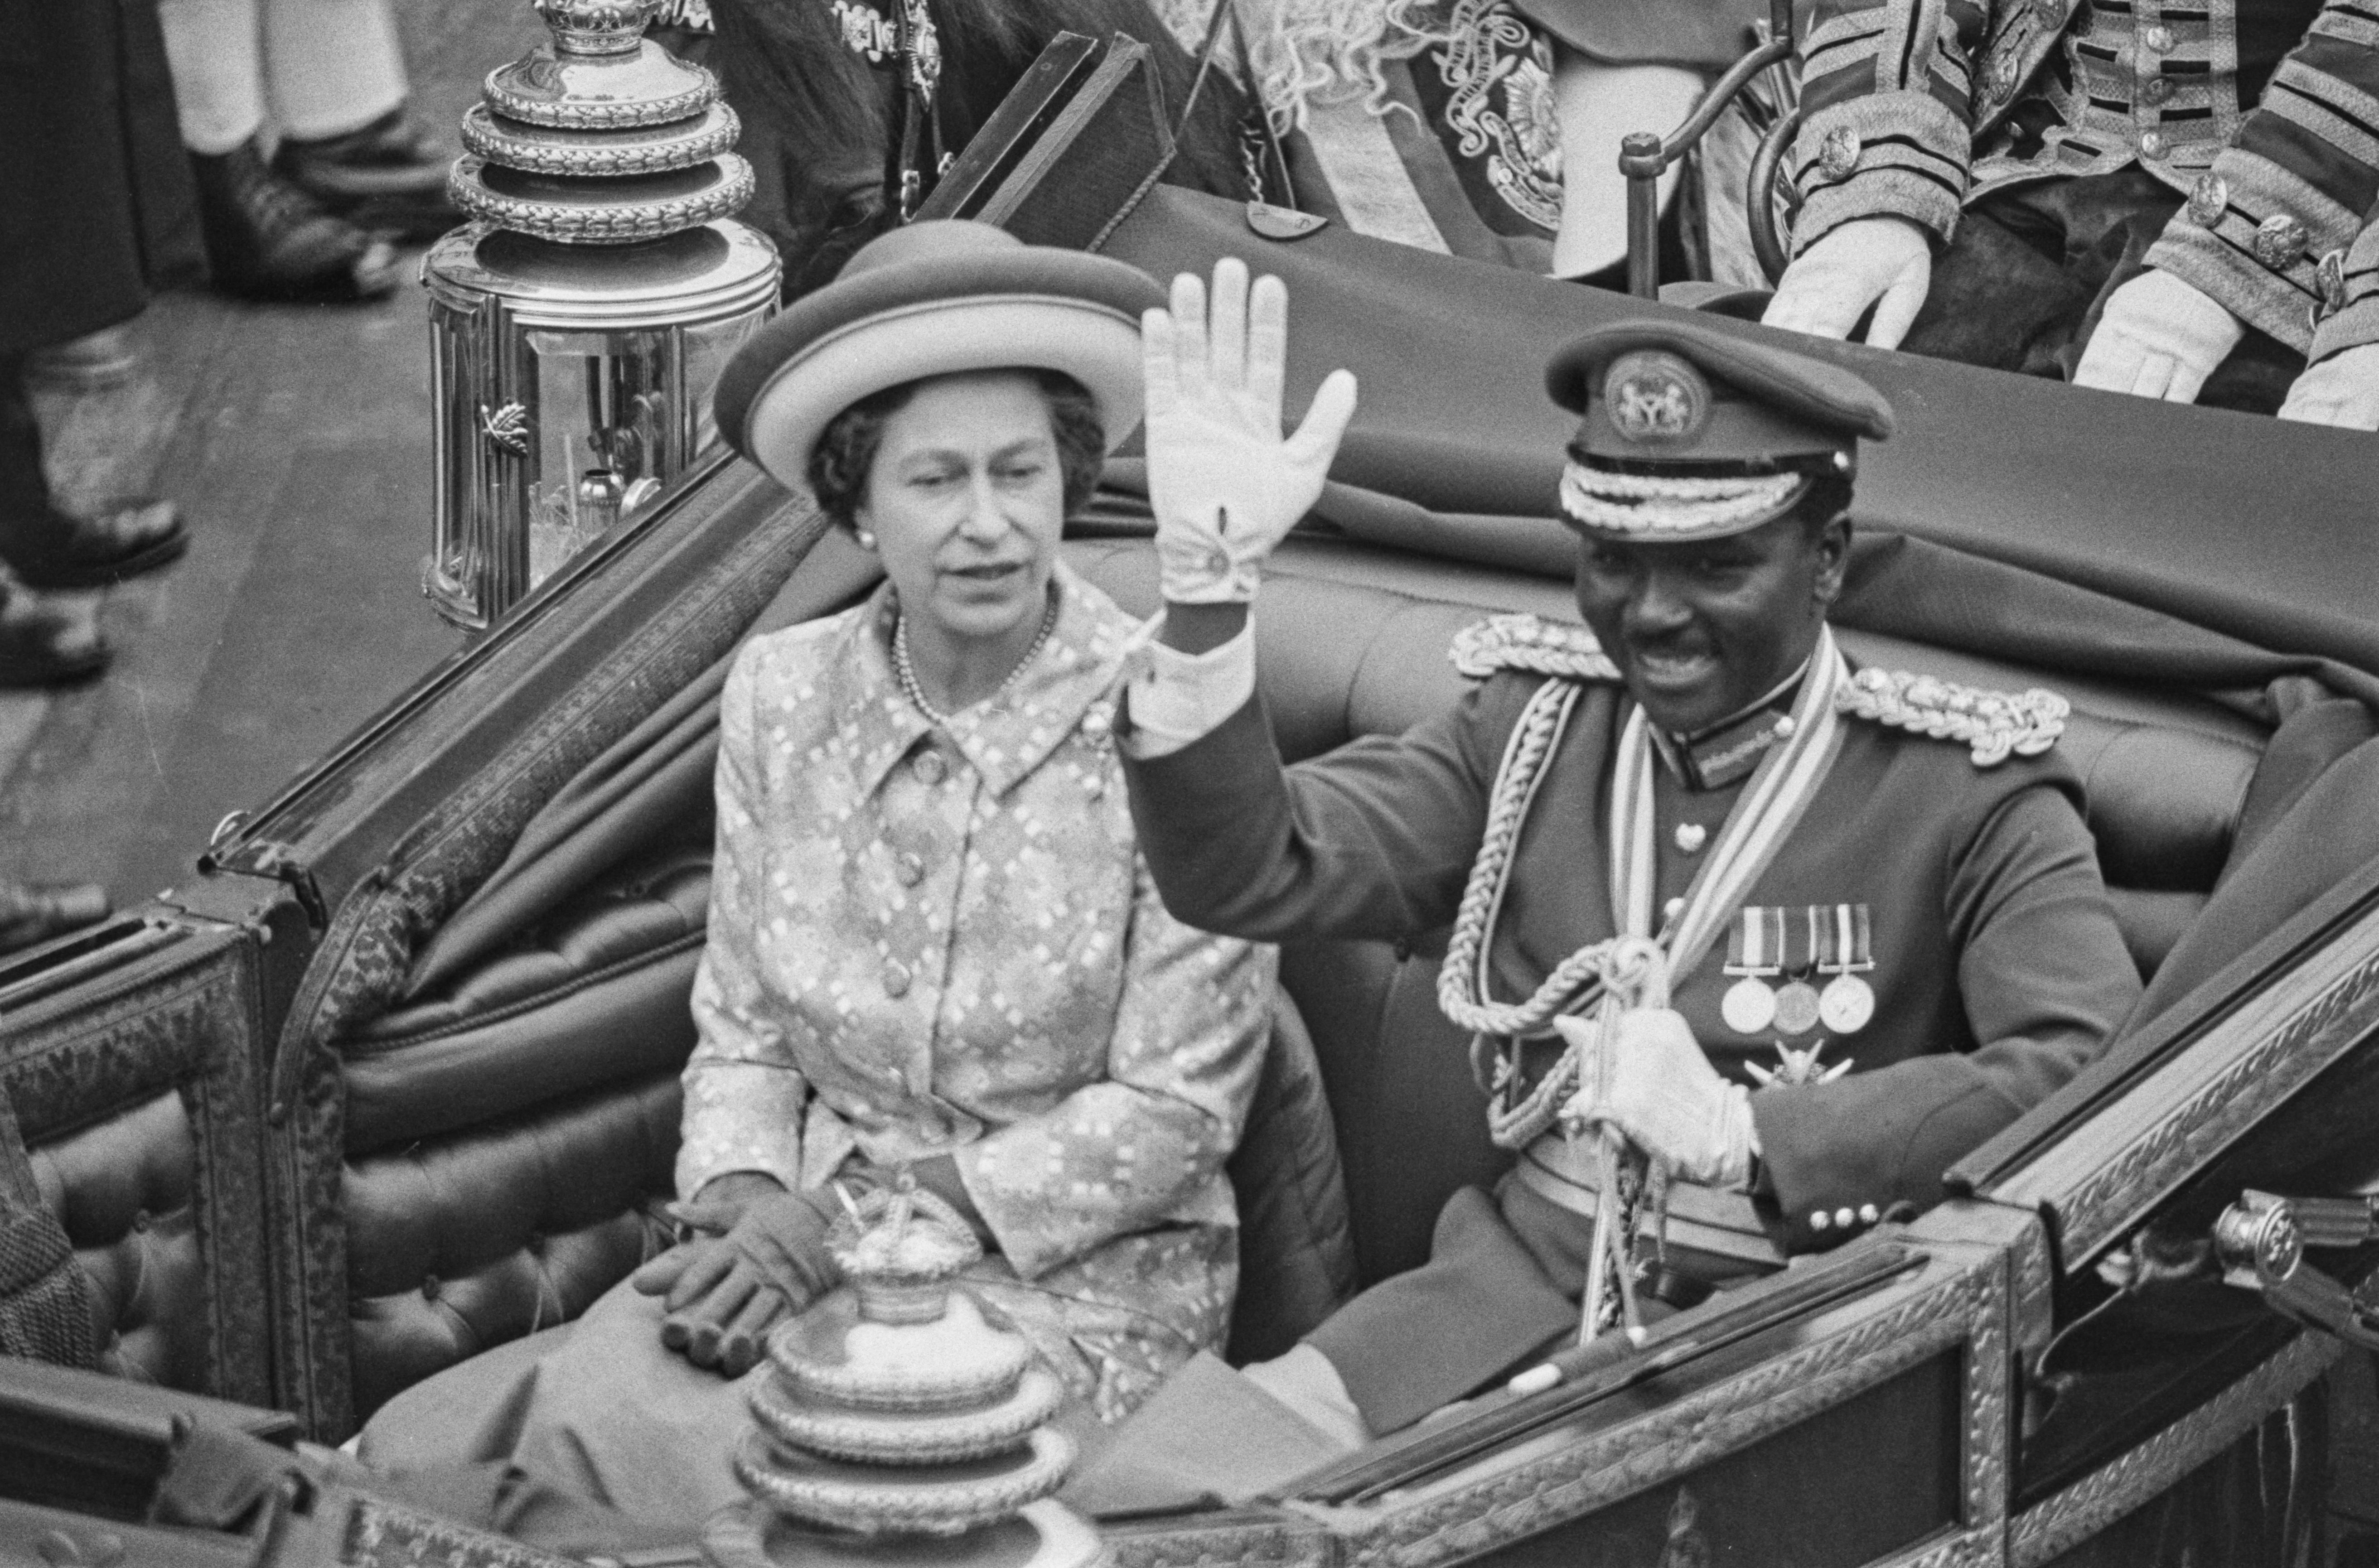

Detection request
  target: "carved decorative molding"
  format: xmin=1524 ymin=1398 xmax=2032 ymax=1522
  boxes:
xmin=1873 ymin=1527 xmax=2002 ymax=1568
xmin=2006 ymin=1330 xmax=2340 ymax=1567
xmin=1301 ymin=1250 xmax=2005 ymax=1568
xmin=1107 ymin=1516 xmax=1330 ymax=1568
xmin=2054 ymin=938 xmax=2379 ymax=1262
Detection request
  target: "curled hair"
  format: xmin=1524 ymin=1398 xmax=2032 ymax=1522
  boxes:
xmin=1237 ymin=0 xmax=1447 ymax=134
xmin=805 ymin=370 xmax=1106 ymax=532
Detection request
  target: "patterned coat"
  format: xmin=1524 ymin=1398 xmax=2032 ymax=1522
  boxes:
xmin=680 ymin=564 xmax=1275 ymax=1419
xmin=1791 ymin=0 xmax=2379 ymax=355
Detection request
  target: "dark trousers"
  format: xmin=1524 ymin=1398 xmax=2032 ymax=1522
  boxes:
xmin=1900 ymin=164 xmax=2304 ymax=415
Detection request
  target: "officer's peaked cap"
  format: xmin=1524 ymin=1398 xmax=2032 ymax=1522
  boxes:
xmin=1546 ymin=318 xmax=1896 ymax=471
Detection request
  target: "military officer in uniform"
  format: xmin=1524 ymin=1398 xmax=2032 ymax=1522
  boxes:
xmin=1115 ymin=260 xmax=2144 ymax=1444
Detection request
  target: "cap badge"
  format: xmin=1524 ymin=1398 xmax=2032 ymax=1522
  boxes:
xmin=1603 ymin=352 xmax=1710 ymax=446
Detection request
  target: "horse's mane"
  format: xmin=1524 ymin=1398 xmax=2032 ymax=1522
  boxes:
xmin=711 ymin=0 xmax=885 ymax=176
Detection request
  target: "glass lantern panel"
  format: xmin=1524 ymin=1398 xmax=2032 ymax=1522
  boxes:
xmin=427 ymin=303 xmax=485 ymax=599
xmin=680 ymin=309 xmax=769 ymax=458
xmin=524 ymin=327 xmax=676 ymax=591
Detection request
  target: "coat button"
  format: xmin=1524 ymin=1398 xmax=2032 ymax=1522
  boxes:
xmin=882 ymin=959 xmax=913 ymax=998
xmin=2142 ymin=74 xmax=2173 ymax=104
xmin=2145 ymin=23 xmax=2176 ymax=51
xmin=1810 ymin=1210 xmax=1831 ymax=1231
xmin=913 ymin=750 xmax=948 ymax=785
xmin=2187 ymin=172 xmax=2229 ymax=227
xmin=1835 ymin=1207 xmax=1857 ymax=1230
xmin=894 ymin=850 xmax=924 ymax=887
xmin=2138 ymin=130 xmax=2166 ymax=159
xmin=2253 ymin=212 xmax=2309 ymax=269
xmin=1818 ymin=126 xmax=1862 ymax=179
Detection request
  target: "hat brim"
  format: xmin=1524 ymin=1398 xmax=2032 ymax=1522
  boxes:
xmin=730 ymin=295 xmax=1147 ymax=492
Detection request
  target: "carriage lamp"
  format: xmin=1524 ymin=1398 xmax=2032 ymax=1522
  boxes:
xmin=420 ymin=0 xmax=780 ymax=632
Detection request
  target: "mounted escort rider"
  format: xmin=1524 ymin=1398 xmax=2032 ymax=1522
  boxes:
xmin=1115 ymin=262 xmax=2145 ymax=1444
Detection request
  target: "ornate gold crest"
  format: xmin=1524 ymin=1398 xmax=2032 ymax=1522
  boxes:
xmin=1603 ymin=352 xmax=1710 ymax=446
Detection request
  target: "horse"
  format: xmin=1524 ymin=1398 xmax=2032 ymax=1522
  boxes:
xmin=706 ymin=0 xmax=1256 ymax=296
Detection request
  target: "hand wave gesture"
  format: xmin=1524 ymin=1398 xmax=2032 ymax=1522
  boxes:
xmin=1142 ymin=258 xmax=1359 ymax=604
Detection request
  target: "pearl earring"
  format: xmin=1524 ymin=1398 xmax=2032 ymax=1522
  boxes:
xmin=854 ymin=528 xmax=877 ymax=550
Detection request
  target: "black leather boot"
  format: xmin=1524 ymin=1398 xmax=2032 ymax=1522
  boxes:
xmin=1 ymin=364 xmax=186 ymax=589
xmin=190 ymin=135 xmax=403 ymax=303
xmin=275 ymin=106 xmax=462 ymax=241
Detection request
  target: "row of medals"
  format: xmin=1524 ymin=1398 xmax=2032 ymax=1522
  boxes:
xmin=1722 ymin=966 xmax=1874 ymax=1037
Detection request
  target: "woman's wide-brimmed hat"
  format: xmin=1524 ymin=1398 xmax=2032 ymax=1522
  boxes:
xmin=714 ymin=221 xmax=1165 ymax=491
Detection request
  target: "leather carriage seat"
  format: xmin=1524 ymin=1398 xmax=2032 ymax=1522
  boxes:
xmin=327 ymin=530 xmax=2273 ymax=1419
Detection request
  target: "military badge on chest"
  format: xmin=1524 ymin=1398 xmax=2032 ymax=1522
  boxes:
xmin=1719 ymin=903 xmax=1876 ymax=1039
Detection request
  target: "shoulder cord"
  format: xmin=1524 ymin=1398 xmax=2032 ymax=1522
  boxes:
xmin=1437 ymin=678 xmax=1663 ymax=1148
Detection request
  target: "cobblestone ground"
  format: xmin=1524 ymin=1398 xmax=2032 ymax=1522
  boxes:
xmin=2 ymin=0 xmax=539 ymax=901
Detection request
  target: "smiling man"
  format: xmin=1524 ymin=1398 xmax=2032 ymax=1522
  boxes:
xmin=1117 ymin=267 xmax=2143 ymax=1445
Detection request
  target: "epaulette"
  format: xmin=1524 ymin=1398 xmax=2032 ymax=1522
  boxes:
xmin=1450 ymin=614 xmax=1621 ymax=682
xmin=1833 ymin=667 xmax=2070 ymax=767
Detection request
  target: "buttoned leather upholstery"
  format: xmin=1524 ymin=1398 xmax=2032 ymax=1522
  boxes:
xmin=322 ymin=529 xmax=2289 ymax=1418
xmin=23 ymin=1090 xmax=207 ymax=1388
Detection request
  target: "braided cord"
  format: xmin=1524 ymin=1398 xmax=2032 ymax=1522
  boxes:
xmin=1559 ymin=464 xmax=1806 ymax=536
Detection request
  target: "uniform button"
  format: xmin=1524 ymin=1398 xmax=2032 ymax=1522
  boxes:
xmin=1835 ymin=1207 xmax=1857 ymax=1230
xmin=1673 ymin=823 xmax=1707 ymax=854
xmin=2253 ymin=212 xmax=2309 ymax=269
xmin=913 ymin=750 xmax=948 ymax=785
xmin=2145 ymin=23 xmax=2176 ymax=51
xmin=894 ymin=850 xmax=924 ymax=887
xmin=1810 ymin=1210 xmax=1831 ymax=1231
xmin=2187 ymin=172 xmax=2229 ymax=226
xmin=2142 ymin=75 xmax=2173 ymax=104
xmin=1206 ymin=551 xmax=1230 ymax=575
xmin=1987 ymin=52 xmax=2022 ymax=101
xmin=1859 ymin=1203 xmax=1880 ymax=1225
xmin=1818 ymin=126 xmax=1862 ymax=179
xmin=2138 ymin=131 xmax=2166 ymax=159
xmin=881 ymin=959 xmax=913 ymax=998
xmin=1663 ymin=896 xmax=1686 ymax=923
xmin=2032 ymin=0 xmax=2064 ymax=21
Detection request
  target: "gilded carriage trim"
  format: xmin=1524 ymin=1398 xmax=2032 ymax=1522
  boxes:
xmin=2007 ymin=1330 xmax=2340 ymax=1566
xmin=1871 ymin=1528 xmax=2002 ymax=1568
xmin=1106 ymin=1513 xmax=1332 ymax=1568
xmin=2002 ymin=902 xmax=2379 ymax=1265
xmin=1279 ymin=1243 xmax=2007 ymax=1568
xmin=343 ymin=1495 xmax=585 ymax=1567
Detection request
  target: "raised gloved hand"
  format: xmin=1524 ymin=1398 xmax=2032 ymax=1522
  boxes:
xmin=632 ymin=1176 xmax=843 ymax=1376
xmin=2278 ymin=344 xmax=2379 ymax=429
xmin=1553 ymin=1007 xmax=1756 ymax=1190
xmin=1760 ymin=217 xmax=1934 ymax=348
xmin=2073 ymin=269 xmax=2245 ymax=403
xmin=1143 ymin=257 xmax=1359 ymax=604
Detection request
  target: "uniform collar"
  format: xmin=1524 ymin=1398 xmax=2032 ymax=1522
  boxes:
xmin=1649 ymin=656 xmax=1812 ymax=792
xmin=838 ymin=560 xmax=1129 ymax=801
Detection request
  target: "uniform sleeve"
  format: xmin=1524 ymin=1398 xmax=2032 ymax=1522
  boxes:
xmin=1751 ymin=779 xmax=2140 ymax=1249
xmin=953 ymin=861 xmax=1278 ymax=1279
xmin=1120 ymin=675 xmax=1546 ymax=946
xmin=2308 ymin=216 xmax=2379 ymax=364
xmin=675 ymin=646 xmax=813 ymax=1201
xmin=1789 ymin=0 xmax=1993 ymax=251
xmin=2143 ymin=0 xmax=2379 ymax=351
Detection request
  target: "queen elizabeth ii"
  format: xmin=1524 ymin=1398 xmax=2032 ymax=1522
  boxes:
xmin=359 ymin=221 xmax=1275 ymax=1530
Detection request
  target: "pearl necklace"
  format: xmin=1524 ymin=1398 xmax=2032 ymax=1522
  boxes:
xmin=894 ymin=590 xmax=1061 ymax=726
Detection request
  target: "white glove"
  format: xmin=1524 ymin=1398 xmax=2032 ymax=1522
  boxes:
xmin=2278 ymin=344 xmax=2379 ymax=429
xmin=1142 ymin=258 xmax=1359 ymax=604
xmin=1760 ymin=217 xmax=1934 ymax=349
xmin=2073 ymin=269 xmax=2245 ymax=403
xmin=1553 ymin=1007 xmax=1756 ymax=1191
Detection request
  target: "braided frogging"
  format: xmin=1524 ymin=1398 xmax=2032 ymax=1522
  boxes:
xmin=1558 ymin=464 xmax=1806 ymax=536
